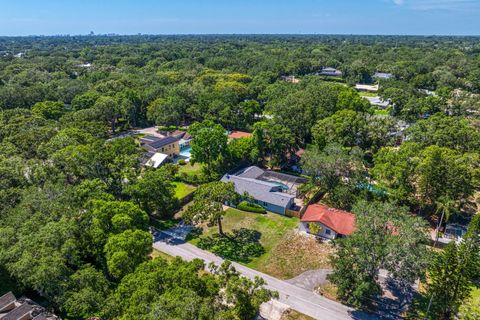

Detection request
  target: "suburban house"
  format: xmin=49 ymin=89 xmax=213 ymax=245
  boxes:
xmin=142 ymin=136 xmax=180 ymax=158
xmin=0 ymin=291 xmax=58 ymax=320
xmin=300 ymin=204 xmax=356 ymax=240
xmin=355 ymin=83 xmax=379 ymax=92
xmin=281 ymin=75 xmax=300 ymax=83
xmin=228 ymin=131 xmax=253 ymax=140
xmin=221 ymin=166 xmax=305 ymax=215
xmin=373 ymin=72 xmax=394 ymax=80
xmin=363 ymin=96 xmax=391 ymax=108
xmin=139 ymin=135 xmax=162 ymax=145
xmin=319 ymin=67 xmax=343 ymax=77
xmin=170 ymin=130 xmax=192 ymax=149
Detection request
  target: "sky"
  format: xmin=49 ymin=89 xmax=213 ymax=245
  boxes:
xmin=0 ymin=0 xmax=479 ymax=36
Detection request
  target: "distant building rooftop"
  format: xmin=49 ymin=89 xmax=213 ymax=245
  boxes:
xmin=228 ymin=131 xmax=253 ymax=139
xmin=0 ymin=292 xmax=58 ymax=320
xmin=319 ymin=67 xmax=343 ymax=77
xmin=147 ymin=136 xmax=179 ymax=149
xmin=373 ymin=72 xmax=394 ymax=80
xmin=355 ymin=84 xmax=379 ymax=92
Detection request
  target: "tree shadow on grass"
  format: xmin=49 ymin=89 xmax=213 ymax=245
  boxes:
xmin=197 ymin=228 xmax=265 ymax=263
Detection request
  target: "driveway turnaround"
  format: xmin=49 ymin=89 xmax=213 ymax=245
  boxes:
xmin=153 ymin=237 xmax=377 ymax=320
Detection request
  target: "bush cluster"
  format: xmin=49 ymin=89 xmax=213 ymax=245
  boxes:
xmin=237 ymin=201 xmax=267 ymax=214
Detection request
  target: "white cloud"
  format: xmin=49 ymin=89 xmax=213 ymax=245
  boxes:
xmin=392 ymin=0 xmax=405 ymax=5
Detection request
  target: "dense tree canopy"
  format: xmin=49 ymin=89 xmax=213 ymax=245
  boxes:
xmin=1 ymin=34 xmax=479 ymax=319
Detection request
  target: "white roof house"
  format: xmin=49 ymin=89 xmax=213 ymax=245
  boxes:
xmin=355 ymin=84 xmax=379 ymax=92
xmin=143 ymin=152 xmax=169 ymax=168
xmin=364 ymin=96 xmax=390 ymax=108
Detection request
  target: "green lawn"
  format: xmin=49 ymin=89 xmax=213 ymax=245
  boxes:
xmin=360 ymin=91 xmax=379 ymax=97
xmin=173 ymin=182 xmax=196 ymax=199
xmin=190 ymin=208 xmax=297 ymax=268
xmin=373 ymin=109 xmax=390 ymax=116
xmin=188 ymin=208 xmax=334 ymax=279
xmin=178 ymin=162 xmax=204 ymax=176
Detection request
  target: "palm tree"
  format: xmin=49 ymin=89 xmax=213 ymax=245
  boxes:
xmin=433 ymin=196 xmax=456 ymax=247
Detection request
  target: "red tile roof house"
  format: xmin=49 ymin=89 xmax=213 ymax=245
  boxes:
xmin=300 ymin=204 xmax=356 ymax=240
xmin=228 ymin=131 xmax=253 ymax=140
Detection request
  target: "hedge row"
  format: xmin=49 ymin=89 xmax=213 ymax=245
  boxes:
xmin=237 ymin=201 xmax=266 ymax=214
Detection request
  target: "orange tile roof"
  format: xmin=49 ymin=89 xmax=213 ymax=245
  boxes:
xmin=301 ymin=204 xmax=356 ymax=236
xmin=228 ymin=131 xmax=253 ymax=139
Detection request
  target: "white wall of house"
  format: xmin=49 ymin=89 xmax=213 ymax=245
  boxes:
xmin=300 ymin=221 xmax=338 ymax=240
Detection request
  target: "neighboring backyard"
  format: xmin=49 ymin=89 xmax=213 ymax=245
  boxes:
xmin=178 ymin=162 xmax=204 ymax=177
xmin=189 ymin=208 xmax=334 ymax=279
xmin=173 ymin=181 xmax=196 ymax=199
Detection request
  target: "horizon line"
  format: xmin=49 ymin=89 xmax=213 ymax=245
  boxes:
xmin=1 ymin=32 xmax=480 ymax=38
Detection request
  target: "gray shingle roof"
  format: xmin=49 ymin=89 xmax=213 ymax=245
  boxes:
xmin=148 ymin=136 xmax=178 ymax=149
xmin=0 ymin=292 xmax=16 ymax=313
xmin=2 ymin=303 xmax=33 ymax=320
xmin=221 ymin=174 xmax=294 ymax=208
xmin=236 ymin=166 xmax=265 ymax=179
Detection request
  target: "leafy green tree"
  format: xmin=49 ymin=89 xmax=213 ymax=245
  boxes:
xmin=71 ymin=91 xmax=100 ymax=111
xmin=103 ymin=257 xmax=275 ymax=320
xmin=371 ymin=142 xmax=422 ymax=204
xmin=301 ymin=144 xmax=366 ymax=192
xmin=425 ymin=215 xmax=480 ymax=319
xmin=147 ymin=96 xmax=186 ymax=126
xmin=406 ymin=113 xmax=480 ymax=153
xmin=416 ymin=145 xmax=474 ymax=208
xmin=31 ymin=101 xmax=66 ymax=120
xmin=61 ymin=265 xmax=111 ymax=319
xmin=253 ymin=121 xmax=297 ymax=168
xmin=93 ymin=96 xmax=121 ymax=133
xmin=125 ymin=168 xmax=178 ymax=218
xmin=104 ymin=229 xmax=152 ymax=280
xmin=183 ymin=182 xmax=238 ymax=236
xmin=83 ymin=200 xmax=149 ymax=259
xmin=328 ymin=201 xmax=430 ymax=308
xmin=188 ymin=120 xmax=228 ymax=173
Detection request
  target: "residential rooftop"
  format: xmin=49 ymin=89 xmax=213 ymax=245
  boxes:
xmin=301 ymin=204 xmax=356 ymax=236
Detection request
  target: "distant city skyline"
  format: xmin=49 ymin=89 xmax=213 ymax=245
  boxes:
xmin=1 ymin=0 xmax=479 ymax=36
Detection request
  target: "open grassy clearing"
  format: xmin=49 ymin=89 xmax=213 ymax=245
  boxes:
xmin=359 ymin=91 xmax=379 ymax=97
xmin=189 ymin=208 xmax=334 ymax=279
xmin=178 ymin=162 xmax=204 ymax=176
xmin=173 ymin=181 xmax=196 ymax=199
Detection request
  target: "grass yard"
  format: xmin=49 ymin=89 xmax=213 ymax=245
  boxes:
xmin=280 ymin=309 xmax=315 ymax=320
xmin=360 ymin=91 xmax=379 ymax=97
xmin=173 ymin=182 xmax=196 ymax=199
xmin=178 ymin=162 xmax=204 ymax=176
xmin=373 ymin=109 xmax=390 ymax=116
xmin=189 ymin=208 xmax=334 ymax=279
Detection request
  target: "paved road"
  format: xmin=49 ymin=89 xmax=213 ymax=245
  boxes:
xmin=285 ymin=268 xmax=332 ymax=291
xmin=153 ymin=238 xmax=377 ymax=320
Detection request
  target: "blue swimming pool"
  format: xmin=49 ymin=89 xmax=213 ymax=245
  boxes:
xmin=179 ymin=146 xmax=191 ymax=158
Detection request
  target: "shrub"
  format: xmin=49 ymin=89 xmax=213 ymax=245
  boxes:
xmin=197 ymin=228 xmax=265 ymax=262
xmin=237 ymin=201 xmax=266 ymax=214
xmin=178 ymin=159 xmax=187 ymax=166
